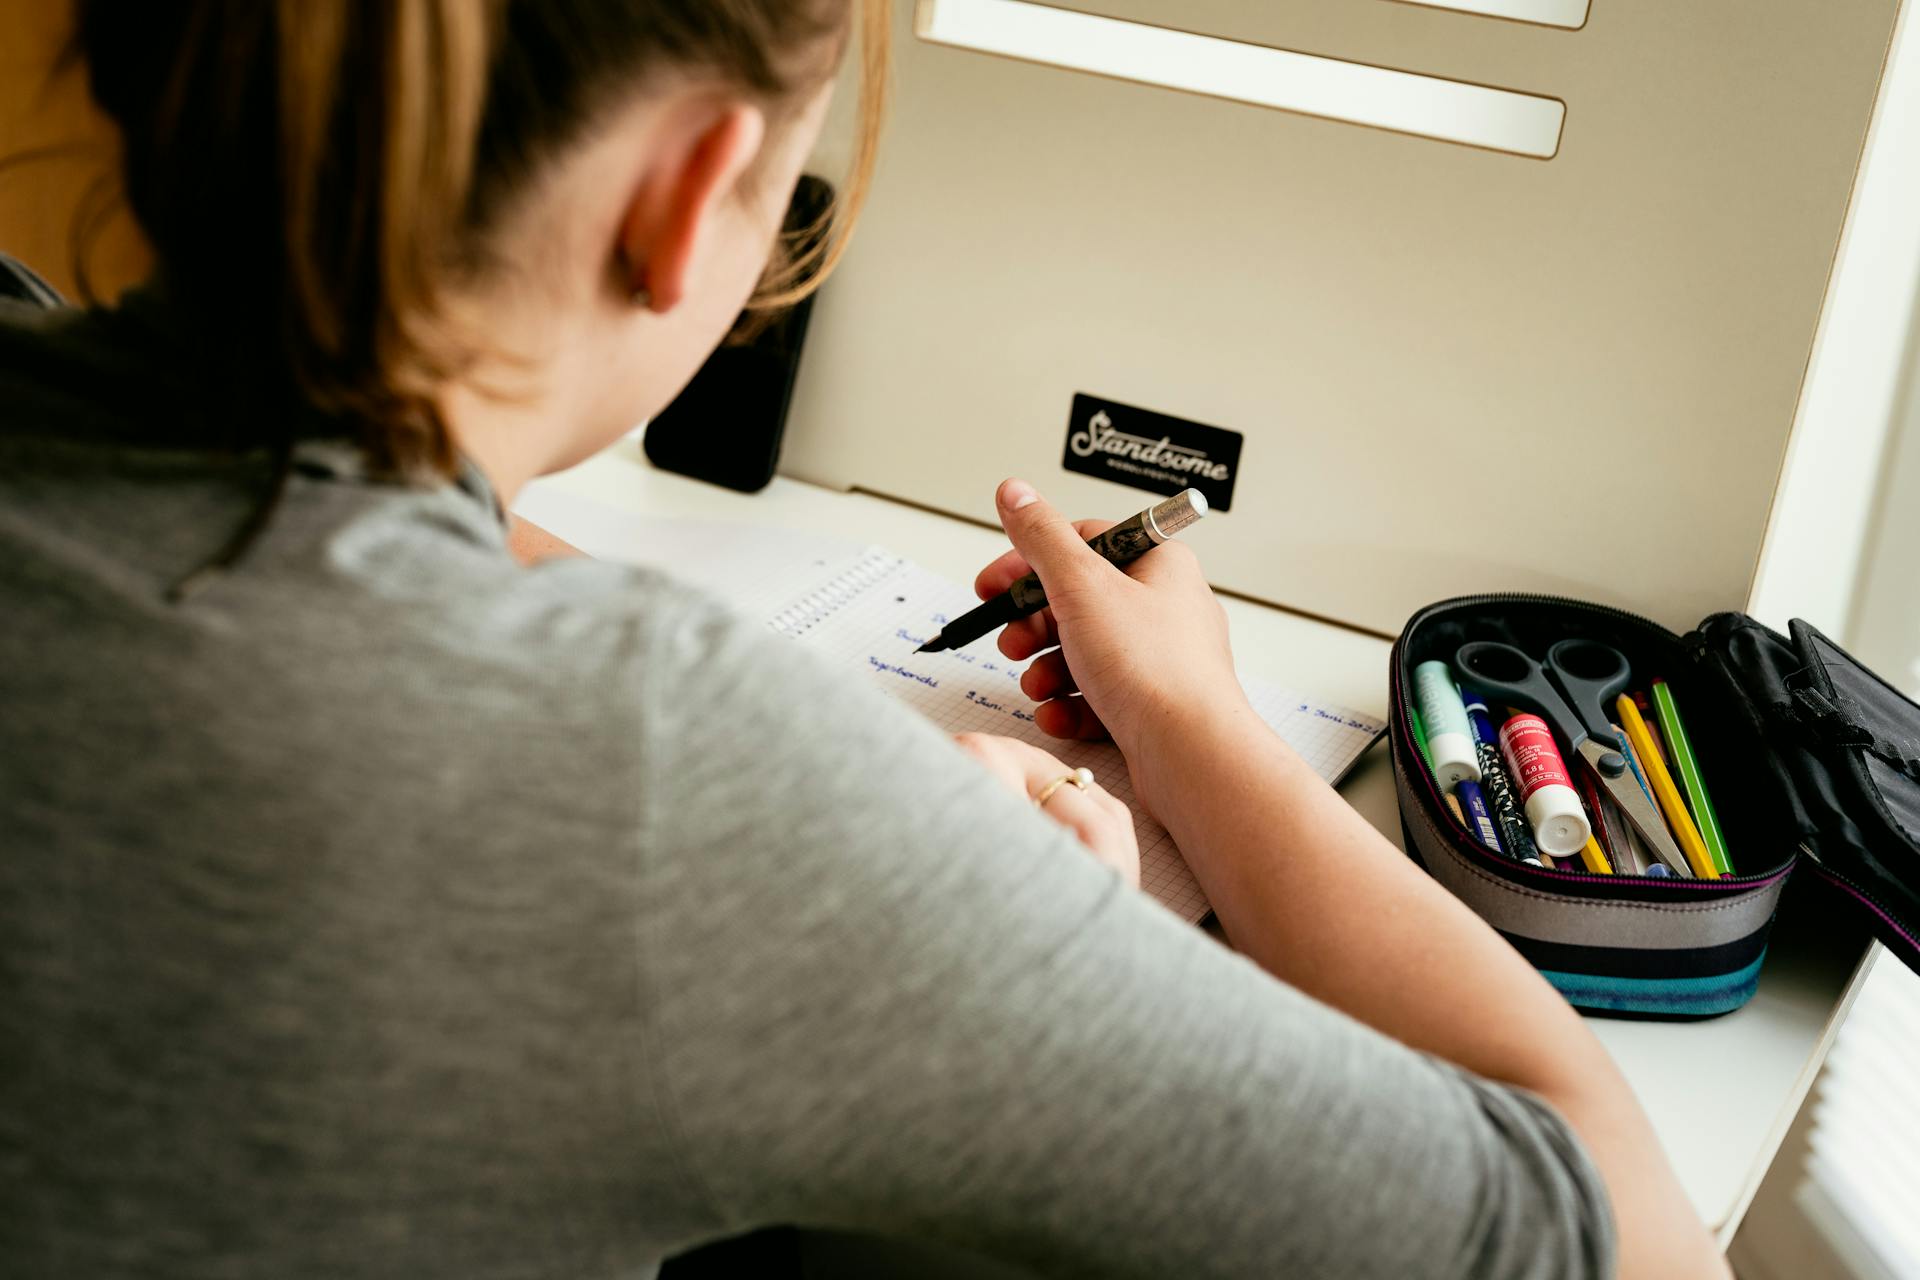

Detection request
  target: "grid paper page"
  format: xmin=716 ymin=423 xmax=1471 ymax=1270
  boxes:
xmin=766 ymin=549 xmax=1385 ymax=922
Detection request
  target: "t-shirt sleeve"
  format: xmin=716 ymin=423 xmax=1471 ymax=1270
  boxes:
xmin=634 ymin=585 xmax=1614 ymax=1280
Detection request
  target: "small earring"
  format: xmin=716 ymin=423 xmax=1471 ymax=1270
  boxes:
xmin=622 ymin=252 xmax=652 ymax=309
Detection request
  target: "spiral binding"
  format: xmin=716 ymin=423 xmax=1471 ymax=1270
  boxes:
xmin=767 ymin=549 xmax=905 ymax=639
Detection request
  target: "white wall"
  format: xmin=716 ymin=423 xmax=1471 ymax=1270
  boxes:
xmin=1749 ymin=0 xmax=1920 ymax=642
xmin=1850 ymin=373 xmax=1920 ymax=697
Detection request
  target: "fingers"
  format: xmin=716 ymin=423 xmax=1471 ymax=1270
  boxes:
xmin=998 ymin=611 xmax=1056 ymax=661
xmin=1035 ymin=770 xmax=1138 ymax=888
xmin=1020 ymin=649 xmax=1077 ymax=702
xmin=1124 ymin=535 xmax=1201 ymax=582
xmin=952 ymin=730 xmax=1072 ymax=782
xmin=950 ymin=730 xmax=1002 ymax=765
xmin=993 ymin=480 xmax=1111 ymax=599
xmin=950 ymin=730 xmax=1136 ymax=884
xmin=973 ymin=518 xmax=1119 ymax=600
xmin=1035 ymin=695 xmax=1110 ymax=742
xmin=973 ymin=546 xmax=1032 ymax=601
xmin=975 ymin=507 xmax=1121 ymax=661
xmin=951 ymin=730 xmax=1026 ymax=794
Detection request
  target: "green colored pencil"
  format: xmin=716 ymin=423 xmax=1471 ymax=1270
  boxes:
xmin=1650 ymin=680 xmax=1733 ymax=875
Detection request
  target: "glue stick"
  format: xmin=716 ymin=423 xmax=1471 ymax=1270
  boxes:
xmin=1497 ymin=713 xmax=1591 ymax=858
xmin=1412 ymin=661 xmax=1481 ymax=788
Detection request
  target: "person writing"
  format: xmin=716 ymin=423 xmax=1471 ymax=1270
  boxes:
xmin=1 ymin=2 xmax=1725 ymax=1276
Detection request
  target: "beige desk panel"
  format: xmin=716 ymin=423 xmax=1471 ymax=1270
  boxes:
xmin=784 ymin=0 xmax=1900 ymax=633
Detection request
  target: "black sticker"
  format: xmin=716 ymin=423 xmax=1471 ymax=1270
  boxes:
xmin=1061 ymin=394 xmax=1241 ymax=513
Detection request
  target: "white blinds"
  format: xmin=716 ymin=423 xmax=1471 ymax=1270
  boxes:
xmin=1799 ymin=952 xmax=1920 ymax=1279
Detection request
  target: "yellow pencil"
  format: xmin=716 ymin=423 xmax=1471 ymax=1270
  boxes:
xmin=1616 ymin=694 xmax=1718 ymax=879
xmin=1579 ymin=836 xmax=1614 ymax=875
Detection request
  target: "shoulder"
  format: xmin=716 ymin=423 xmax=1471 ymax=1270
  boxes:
xmin=623 ymin=565 xmax=948 ymax=770
xmin=408 ymin=540 xmax=892 ymax=762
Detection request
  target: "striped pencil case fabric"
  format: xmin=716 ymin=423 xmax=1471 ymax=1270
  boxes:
xmin=1390 ymin=597 xmax=1920 ymax=1020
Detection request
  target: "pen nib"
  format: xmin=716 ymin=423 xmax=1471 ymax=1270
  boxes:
xmin=915 ymin=637 xmax=946 ymax=654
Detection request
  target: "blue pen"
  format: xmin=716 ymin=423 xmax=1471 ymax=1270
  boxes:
xmin=1455 ymin=779 xmax=1503 ymax=854
xmin=1612 ymin=722 xmax=1658 ymax=807
xmin=1612 ymin=725 xmax=1678 ymax=877
xmin=1459 ymin=686 xmax=1544 ymax=866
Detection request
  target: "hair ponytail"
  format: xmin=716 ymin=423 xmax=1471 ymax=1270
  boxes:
xmin=73 ymin=1 xmax=496 ymax=477
xmin=277 ymin=0 xmax=494 ymax=476
xmin=73 ymin=0 xmax=885 ymax=483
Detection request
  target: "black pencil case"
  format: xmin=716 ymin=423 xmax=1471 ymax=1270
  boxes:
xmin=1389 ymin=595 xmax=1920 ymax=1019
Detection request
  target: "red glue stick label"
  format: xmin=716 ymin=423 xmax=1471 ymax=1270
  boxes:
xmin=1498 ymin=714 xmax=1572 ymax=801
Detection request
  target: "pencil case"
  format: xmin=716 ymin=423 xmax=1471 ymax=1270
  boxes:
xmin=1389 ymin=596 xmax=1920 ymax=1019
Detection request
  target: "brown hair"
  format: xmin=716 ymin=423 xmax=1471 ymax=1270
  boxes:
xmin=72 ymin=0 xmax=889 ymax=479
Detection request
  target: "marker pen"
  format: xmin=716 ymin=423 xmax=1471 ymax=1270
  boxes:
xmin=1454 ymin=779 xmax=1504 ymax=854
xmin=1460 ymin=688 xmax=1544 ymax=867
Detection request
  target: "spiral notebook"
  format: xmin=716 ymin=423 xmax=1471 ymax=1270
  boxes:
xmin=510 ymin=487 xmax=1386 ymax=922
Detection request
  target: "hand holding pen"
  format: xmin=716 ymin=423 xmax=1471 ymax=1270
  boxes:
xmin=963 ymin=479 xmax=1247 ymax=778
xmin=923 ymin=487 xmax=1208 ymax=653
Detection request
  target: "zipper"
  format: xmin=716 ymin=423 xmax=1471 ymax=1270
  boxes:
xmin=1394 ymin=592 xmax=1794 ymax=895
xmin=1796 ymin=843 xmax=1920 ymax=963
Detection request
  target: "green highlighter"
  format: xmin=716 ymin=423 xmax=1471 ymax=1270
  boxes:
xmin=1650 ymin=680 xmax=1733 ymax=876
xmin=1409 ymin=702 xmax=1471 ymax=826
xmin=1410 ymin=705 xmax=1437 ymax=774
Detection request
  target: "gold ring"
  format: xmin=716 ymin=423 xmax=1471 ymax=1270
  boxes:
xmin=1033 ymin=767 xmax=1095 ymax=808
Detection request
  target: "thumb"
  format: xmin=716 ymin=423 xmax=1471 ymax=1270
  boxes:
xmin=996 ymin=479 xmax=1103 ymax=593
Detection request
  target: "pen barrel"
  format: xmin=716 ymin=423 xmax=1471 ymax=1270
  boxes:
xmin=1004 ymin=488 xmax=1209 ymax=616
xmin=1454 ymin=779 xmax=1504 ymax=853
xmin=1141 ymin=489 xmax=1208 ymax=543
xmin=927 ymin=592 xmax=1025 ymax=652
xmin=1005 ymin=571 xmax=1051 ymax=614
xmin=1466 ymin=707 xmax=1541 ymax=864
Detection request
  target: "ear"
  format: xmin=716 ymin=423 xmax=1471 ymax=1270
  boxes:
xmin=616 ymin=102 xmax=768 ymax=313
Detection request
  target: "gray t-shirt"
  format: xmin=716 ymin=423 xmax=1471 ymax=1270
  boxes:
xmin=0 ymin=296 xmax=1613 ymax=1278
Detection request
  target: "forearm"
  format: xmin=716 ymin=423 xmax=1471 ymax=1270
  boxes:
xmin=1139 ymin=703 xmax=1585 ymax=1088
xmin=1133 ymin=705 xmax=1726 ymax=1279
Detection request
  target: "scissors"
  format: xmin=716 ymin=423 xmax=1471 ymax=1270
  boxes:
xmin=1454 ymin=638 xmax=1693 ymax=878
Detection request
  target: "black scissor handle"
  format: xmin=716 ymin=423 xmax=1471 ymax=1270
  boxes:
xmin=1453 ymin=641 xmax=1581 ymax=736
xmin=1543 ymin=638 xmax=1632 ymax=746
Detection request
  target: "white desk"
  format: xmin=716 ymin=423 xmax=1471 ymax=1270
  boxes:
xmin=528 ymin=442 xmax=1872 ymax=1246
